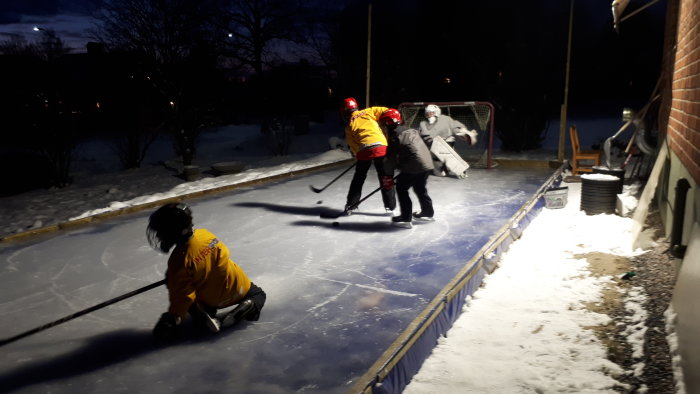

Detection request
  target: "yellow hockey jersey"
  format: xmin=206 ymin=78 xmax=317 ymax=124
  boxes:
xmin=166 ymin=228 xmax=252 ymax=320
xmin=344 ymin=106 xmax=389 ymax=155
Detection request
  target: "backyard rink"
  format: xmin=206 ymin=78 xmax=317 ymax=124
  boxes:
xmin=0 ymin=163 xmax=558 ymax=393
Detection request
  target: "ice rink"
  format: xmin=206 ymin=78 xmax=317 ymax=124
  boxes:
xmin=0 ymin=164 xmax=555 ymax=393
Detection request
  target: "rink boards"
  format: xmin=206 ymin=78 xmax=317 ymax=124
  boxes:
xmin=0 ymin=162 xmax=562 ymax=394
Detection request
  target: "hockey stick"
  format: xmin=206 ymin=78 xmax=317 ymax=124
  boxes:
xmin=309 ymin=162 xmax=356 ymax=193
xmin=320 ymin=175 xmax=398 ymax=219
xmin=0 ymin=279 xmax=166 ymax=347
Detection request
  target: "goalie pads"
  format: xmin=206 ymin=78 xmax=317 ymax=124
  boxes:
xmin=430 ymin=136 xmax=469 ymax=179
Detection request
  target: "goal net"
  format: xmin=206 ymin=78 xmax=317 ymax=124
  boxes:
xmin=398 ymin=101 xmax=495 ymax=169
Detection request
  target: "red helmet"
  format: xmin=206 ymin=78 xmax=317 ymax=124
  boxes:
xmin=341 ymin=97 xmax=359 ymax=117
xmin=379 ymin=108 xmax=402 ymax=128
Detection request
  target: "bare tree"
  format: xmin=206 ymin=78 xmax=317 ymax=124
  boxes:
xmin=222 ymin=0 xmax=301 ymax=75
xmin=294 ymin=1 xmax=344 ymax=72
xmin=36 ymin=28 xmax=69 ymax=61
xmin=95 ymin=0 xmax=226 ymax=64
xmin=0 ymin=35 xmax=37 ymax=56
xmin=0 ymin=29 xmax=78 ymax=187
xmin=94 ymin=0 xmax=227 ymax=167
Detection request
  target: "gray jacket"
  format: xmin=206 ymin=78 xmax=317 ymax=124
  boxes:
xmin=386 ymin=126 xmax=435 ymax=174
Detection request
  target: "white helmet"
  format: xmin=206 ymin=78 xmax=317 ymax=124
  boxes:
xmin=425 ymin=104 xmax=441 ymax=118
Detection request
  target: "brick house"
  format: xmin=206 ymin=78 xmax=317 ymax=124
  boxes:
xmin=658 ymin=0 xmax=700 ymax=391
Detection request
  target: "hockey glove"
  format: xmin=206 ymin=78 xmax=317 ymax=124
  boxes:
xmin=455 ymin=128 xmax=478 ymax=146
xmin=381 ymin=176 xmax=395 ymax=190
xmin=153 ymin=312 xmax=181 ymax=342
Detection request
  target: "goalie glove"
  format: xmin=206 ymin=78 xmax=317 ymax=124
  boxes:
xmin=455 ymin=127 xmax=478 ymax=146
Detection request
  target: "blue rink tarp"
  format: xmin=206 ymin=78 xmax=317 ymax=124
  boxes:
xmin=0 ymin=162 xmax=563 ymax=394
xmin=356 ymin=164 xmax=565 ymax=394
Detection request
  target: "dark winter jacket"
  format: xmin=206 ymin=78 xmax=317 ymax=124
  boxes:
xmin=386 ymin=126 xmax=435 ymax=174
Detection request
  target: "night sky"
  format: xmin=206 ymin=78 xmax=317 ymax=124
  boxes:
xmin=0 ymin=0 xmax=102 ymax=51
xmin=0 ymin=0 xmax=667 ymax=114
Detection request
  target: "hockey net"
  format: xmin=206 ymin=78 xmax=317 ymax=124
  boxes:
xmin=398 ymin=101 xmax=495 ymax=169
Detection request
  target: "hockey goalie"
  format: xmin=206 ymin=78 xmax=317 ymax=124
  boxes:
xmin=419 ymin=104 xmax=478 ymax=178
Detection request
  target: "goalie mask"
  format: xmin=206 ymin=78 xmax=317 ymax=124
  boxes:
xmin=425 ymin=104 xmax=441 ymax=124
xmin=147 ymin=203 xmax=194 ymax=253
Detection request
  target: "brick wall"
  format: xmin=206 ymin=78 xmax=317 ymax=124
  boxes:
xmin=667 ymin=0 xmax=700 ymax=184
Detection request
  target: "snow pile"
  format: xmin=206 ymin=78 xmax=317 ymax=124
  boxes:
xmin=70 ymin=149 xmax=350 ymax=220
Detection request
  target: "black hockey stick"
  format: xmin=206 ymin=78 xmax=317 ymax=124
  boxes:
xmin=309 ymin=162 xmax=357 ymax=193
xmin=0 ymin=279 xmax=166 ymax=347
xmin=320 ymin=175 xmax=398 ymax=219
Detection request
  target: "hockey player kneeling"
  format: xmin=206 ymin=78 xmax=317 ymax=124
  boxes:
xmin=147 ymin=203 xmax=266 ymax=342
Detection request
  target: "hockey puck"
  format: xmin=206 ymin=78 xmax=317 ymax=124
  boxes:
xmin=332 ymin=221 xmax=340 ymax=227
xmin=317 ymin=200 xmax=323 ymax=204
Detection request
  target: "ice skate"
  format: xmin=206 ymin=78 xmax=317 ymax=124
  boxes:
xmin=220 ymin=299 xmax=255 ymax=328
xmin=344 ymin=204 xmax=358 ymax=216
xmin=192 ymin=303 xmax=221 ymax=333
xmin=203 ymin=314 xmax=221 ymax=333
xmin=412 ymin=212 xmax=435 ymax=222
xmin=391 ymin=216 xmax=412 ymax=229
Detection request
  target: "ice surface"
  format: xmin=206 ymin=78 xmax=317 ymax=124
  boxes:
xmin=0 ymin=165 xmax=553 ymax=393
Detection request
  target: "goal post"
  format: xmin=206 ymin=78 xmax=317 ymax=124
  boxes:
xmin=397 ymin=101 xmax=495 ymax=169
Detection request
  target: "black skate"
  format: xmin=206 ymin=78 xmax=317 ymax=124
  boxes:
xmin=191 ymin=303 xmax=221 ymax=333
xmin=412 ymin=212 xmax=435 ymax=222
xmin=391 ymin=216 xmax=412 ymax=229
xmin=220 ymin=299 xmax=255 ymax=328
xmin=344 ymin=204 xmax=358 ymax=216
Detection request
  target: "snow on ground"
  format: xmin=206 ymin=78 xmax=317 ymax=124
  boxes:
xmin=0 ymin=120 xmax=351 ymax=238
xmin=0 ymin=117 xmax=684 ymax=392
xmin=403 ymin=181 xmax=665 ymax=393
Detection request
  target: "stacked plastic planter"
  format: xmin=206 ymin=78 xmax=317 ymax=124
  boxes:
xmin=580 ymin=166 xmax=625 ymax=215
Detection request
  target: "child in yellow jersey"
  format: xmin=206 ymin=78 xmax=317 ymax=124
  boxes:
xmin=340 ymin=97 xmax=396 ymax=214
xmin=147 ymin=203 xmax=266 ymax=342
